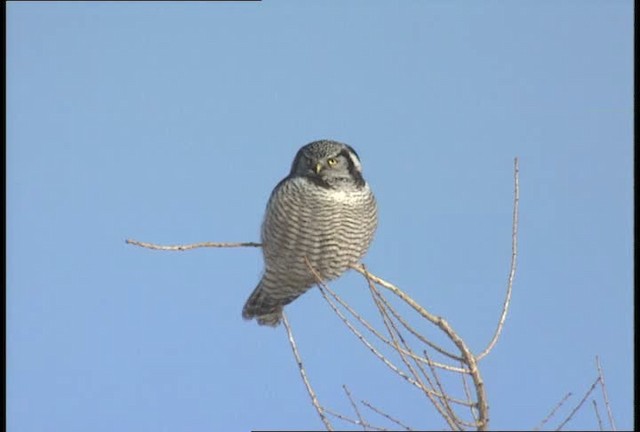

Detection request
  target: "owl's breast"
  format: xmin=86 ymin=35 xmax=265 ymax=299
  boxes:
xmin=261 ymin=177 xmax=377 ymax=282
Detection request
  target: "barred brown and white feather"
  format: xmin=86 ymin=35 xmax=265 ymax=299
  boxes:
xmin=242 ymin=140 xmax=378 ymax=326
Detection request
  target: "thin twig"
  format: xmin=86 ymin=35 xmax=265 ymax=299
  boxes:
xmin=282 ymin=313 xmax=333 ymax=431
xmin=477 ymin=157 xmax=519 ymax=361
xmin=328 ymin=284 xmax=470 ymax=406
xmin=323 ymin=407 xmax=388 ymax=431
xmin=352 ymin=265 xmax=490 ymax=431
xmin=351 ymin=265 xmax=441 ymax=324
xmin=369 ymin=282 xmax=456 ymax=429
xmin=422 ymin=349 xmax=471 ymax=429
xmin=596 ymin=356 xmax=616 ymax=431
xmin=437 ymin=318 xmax=488 ymax=431
xmin=315 ymin=269 xmax=475 ymax=412
xmin=361 ymin=400 xmax=415 ymax=431
xmin=323 ymin=275 xmax=466 ymax=374
xmin=304 ymin=257 xmax=458 ymax=406
xmin=368 ymin=281 xmax=457 ymax=429
xmin=125 ymin=238 xmax=261 ymax=250
xmin=361 ymin=265 xmax=463 ymax=362
xmin=460 ymin=361 xmax=479 ymax=423
xmin=343 ymin=385 xmax=366 ymax=431
xmin=533 ymin=392 xmax=572 ymax=431
xmin=369 ymin=282 xmax=468 ymax=430
xmin=555 ymin=378 xmax=600 ymax=431
xmin=316 ymin=281 xmax=424 ymax=392
xmin=592 ymin=400 xmax=604 ymax=431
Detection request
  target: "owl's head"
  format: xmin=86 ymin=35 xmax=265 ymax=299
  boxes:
xmin=290 ymin=140 xmax=365 ymax=188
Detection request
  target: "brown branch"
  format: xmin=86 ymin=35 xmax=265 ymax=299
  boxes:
xmin=592 ymin=400 xmax=604 ymax=432
xmin=321 ymin=273 xmax=450 ymax=371
xmin=368 ymin=281 xmax=458 ymax=430
xmin=315 ymin=263 xmax=472 ymax=411
xmin=436 ymin=318 xmax=488 ymax=431
xmin=368 ymin=279 xmax=465 ymax=430
xmin=322 ymin=407 xmax=388 ymax=431
xmin=315 ymin=278 xmax=428 ymax=394
xmin=477 ymin=157 xmax=519 ymax=361
xmin=377 ymin=294 xmax=463 ymax=362
xmin=533 ymin=392 xmax=572 ymax=431
xmin=420 ymin=349 xmax=466 ymax=430
xmin=323 ymin=275 xmax=466 ymax=374
xmin=364 ymin=278 xmax=467 ymax=374
xmin=281 ymin=312 xmax=333 ymax=431
xmin=351 ymin=265 xmax=441 ymax=324
xmin=361 ymin=400 xmax=415 ymax=431
xmin=421 ymin=354 xmax=480 ymax=430
xmin=555 ymin=378 xmax=600 ymax=431
xmin=460 ymin=361 xmax=479 ymax=424
xmin=596 ymin=356 xmax=616 ymax=431
xmin=125 ymin=238 xmax=261 ymax=250
xmin=368 ymin=282 xmax=477 ymax=430
xmin=342 ymin=385 xmax=367 ymax=431
xmin=361 ymin=265 xmax=462 ymax=362
xmin=352 ymin=265 xmax=489 ymax=431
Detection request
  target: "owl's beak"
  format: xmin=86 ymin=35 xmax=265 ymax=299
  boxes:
xmin=314 ymin=162 xmax=323 ymax=174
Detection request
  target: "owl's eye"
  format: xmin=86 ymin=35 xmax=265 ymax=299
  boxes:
xmin=327 ymin=158 xmax=338 ymax=166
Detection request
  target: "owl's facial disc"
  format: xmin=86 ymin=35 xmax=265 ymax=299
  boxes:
xmin=289 ymin=140 xmax=365 ymax=188
xmin=313 ymin=155 xmax=343 ymax=177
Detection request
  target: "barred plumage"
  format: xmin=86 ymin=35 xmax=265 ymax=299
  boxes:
xmin=242 ymin=140 xmax=378 ymax=326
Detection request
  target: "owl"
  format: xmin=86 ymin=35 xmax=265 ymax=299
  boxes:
xmin=242 ymin=140 xmax=378 ymax=326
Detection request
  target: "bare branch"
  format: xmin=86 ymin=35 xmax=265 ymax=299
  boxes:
xmin=368 ymin=282 xmax=478 ymax=430
xmin=421 ymin=349 xmax=475 ymax=429
xmin=352 ymin=265 xmax=489 ymax=431
xmin=323 ymin=276 xmax=466 ymax=374
xmin=534 ymin=392 xmax=572 ymax=431
xmin=555 ymin=378 xmax=600 ymax=431
xmin=342 ymin=385 xmax=367 ymax=431
xmin=436 ymin=319 xmax=488 ymax=431
xmin=125 ymin=238 xmax=261 ymax=250
xmin=368 ymin=280 xmax=464 ymax=429
xmin=361 ymin=265 xmax=462 ymax=362
xmin=322 ymin=407 xmax=388 ymax=431
xmin=477 ymin=157 xmax=519 ymax=361
xmin=361 ymin=400 xmax=415 ymax=431
xmin=315 ymin=263 xmax=474 ymax=415
xmin=368 ymin=282 xmax=458 ymax=430
xmin=315 ymin=279 xmax=428 ymax=394
xmin=596 ymin=356 xmax=617 ymax=431
xmin=378 ymin=296 xmax=463 ymax=362
xmin=281 ymin=313 xmax=333 ymax=431
xmin=592 ymin=400 xmax=604 ymax=432
xmin=316 ymin=280 xmax=423 ymax=390
xmin=350 ymin=265 xmax=441 ymax=325
xmin=460 ymin=362 xmax=479 ymax=423
xmin=324 ymin=408 xmax=388 ymax=431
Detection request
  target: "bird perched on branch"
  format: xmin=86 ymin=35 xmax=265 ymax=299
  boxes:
xmin=242 ymin=140 xmax=378 ymax=326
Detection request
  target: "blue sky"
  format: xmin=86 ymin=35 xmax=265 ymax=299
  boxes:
xmin=7 ymin=2 xmax=633 ymax=431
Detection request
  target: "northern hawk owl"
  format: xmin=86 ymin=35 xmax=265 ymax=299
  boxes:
xmin=242 ymin=140 xmax=378 ymax=326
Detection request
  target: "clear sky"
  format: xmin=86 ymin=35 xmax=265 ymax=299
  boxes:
xmin=7 ymin=2 xmax=633 ymax=431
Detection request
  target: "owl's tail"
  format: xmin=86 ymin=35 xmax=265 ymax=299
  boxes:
xmin=242 ymin=281 xmax=284 ymax=327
